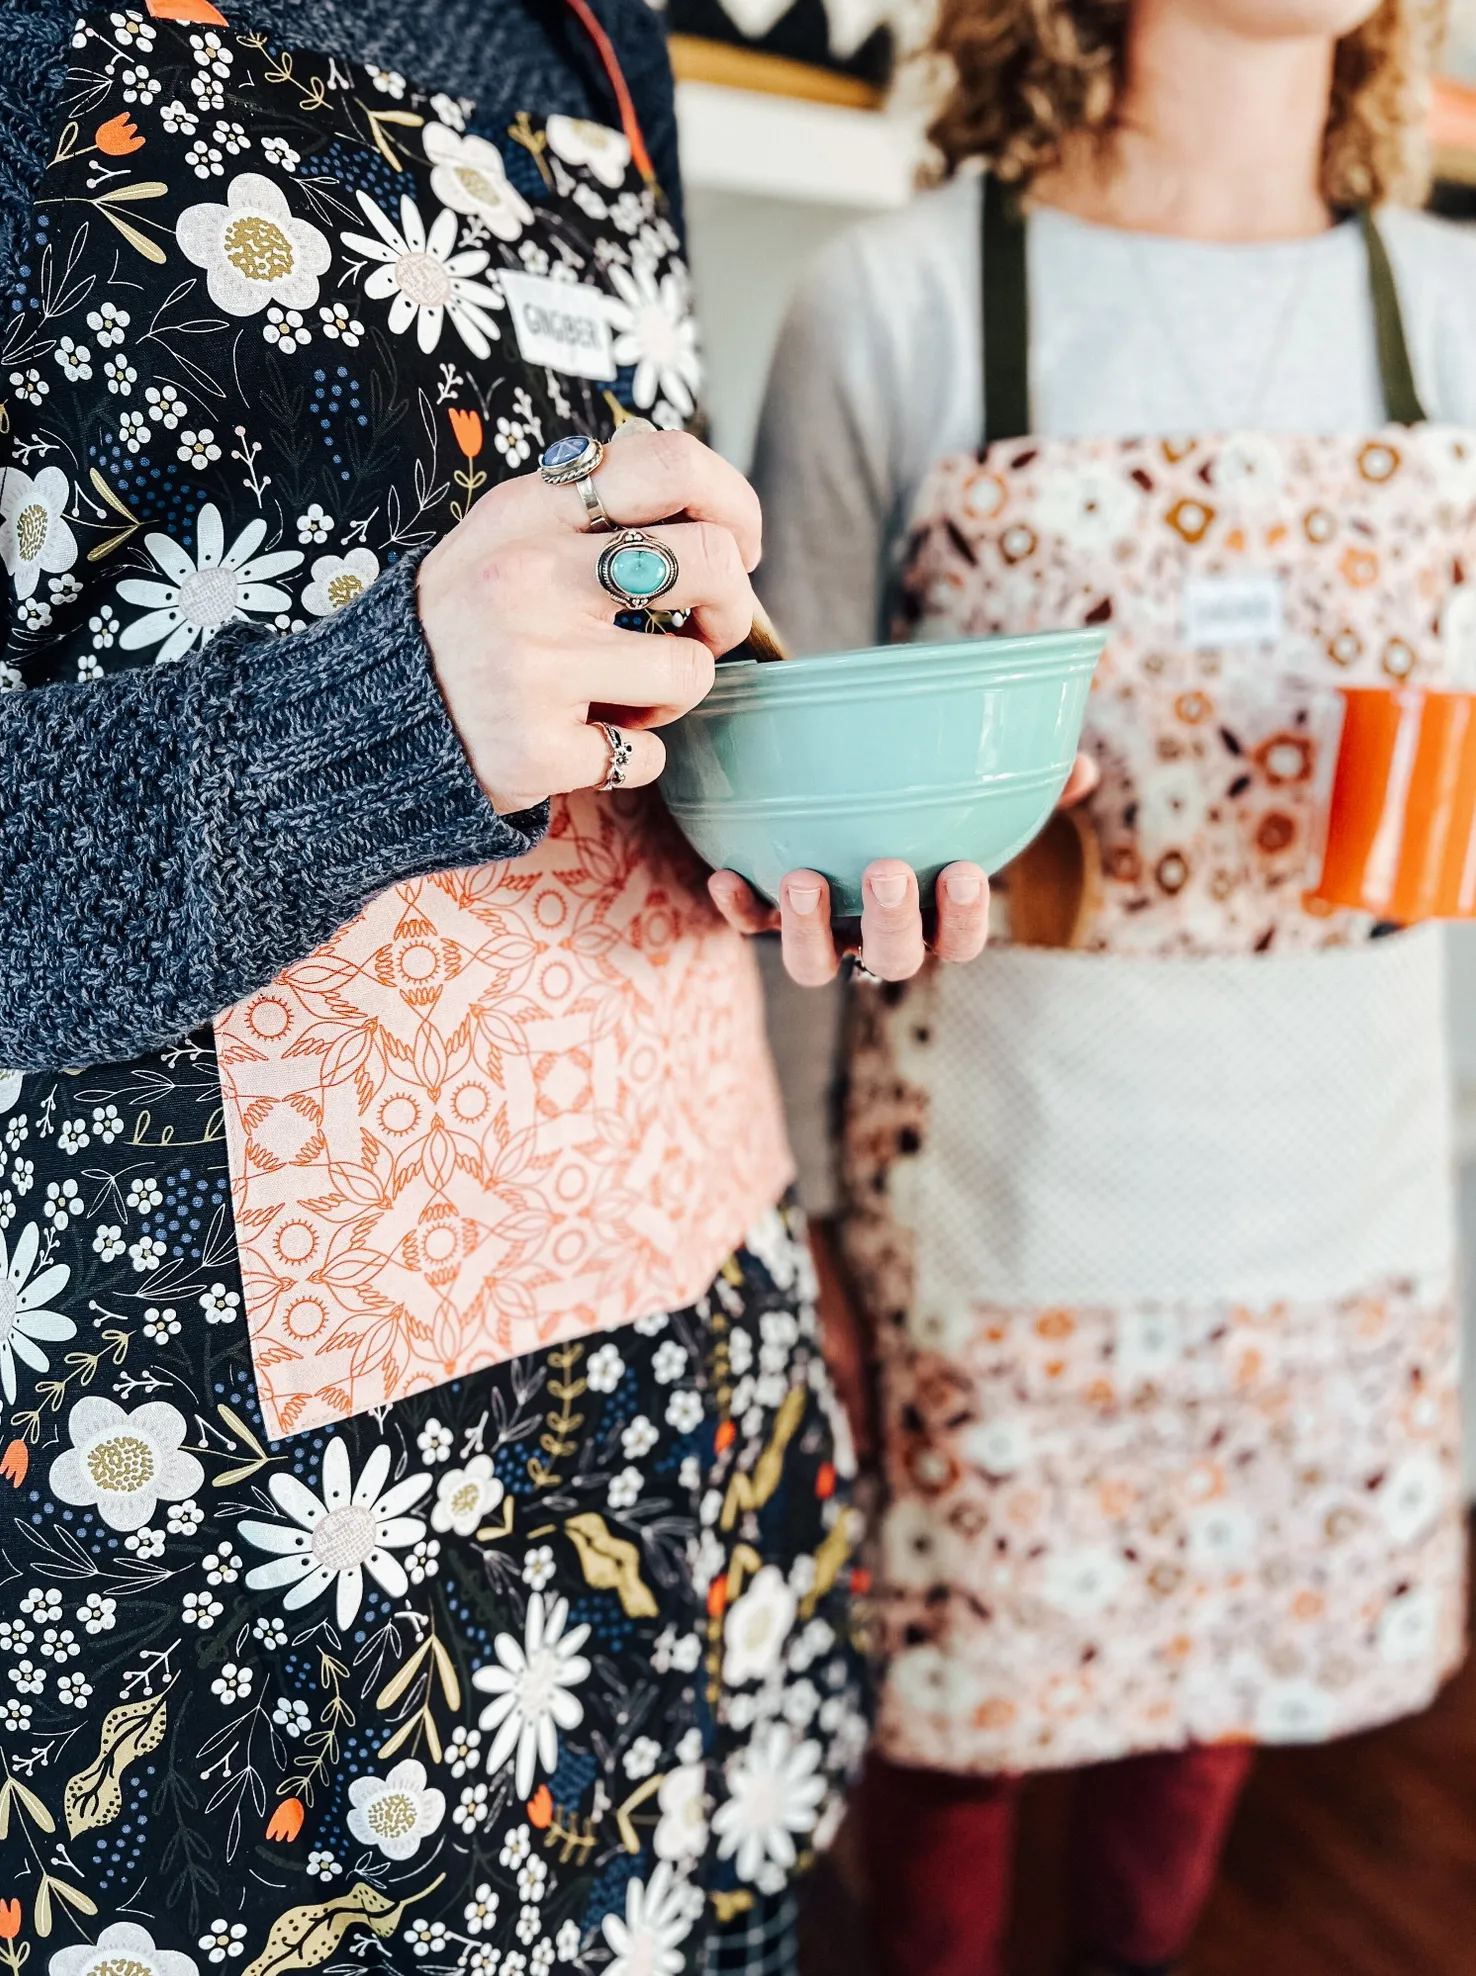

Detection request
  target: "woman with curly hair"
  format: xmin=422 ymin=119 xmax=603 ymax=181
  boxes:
xmin=755 ymin=0 xmax=1473 ymax=1970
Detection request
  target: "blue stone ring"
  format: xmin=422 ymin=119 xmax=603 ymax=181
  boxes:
xmin=540 ymin=433 xmax=613 ymax=531
xmin=597 ymin=529 xmax=680 ymax=609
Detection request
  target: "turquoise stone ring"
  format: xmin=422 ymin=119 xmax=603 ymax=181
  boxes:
xmin=597 ymin=529 xmax=679 ymax=608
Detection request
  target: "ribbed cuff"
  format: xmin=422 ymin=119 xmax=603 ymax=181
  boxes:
xmin=229 ymin=553 xmax=547 ymax=881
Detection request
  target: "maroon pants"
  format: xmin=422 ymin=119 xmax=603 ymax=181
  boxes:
xmin=860 ymin=1744 xmax=1253 ymax=1976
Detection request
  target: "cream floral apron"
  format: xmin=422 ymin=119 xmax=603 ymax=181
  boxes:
xmin=846 ymin=180 xmax=1470 ymax=1775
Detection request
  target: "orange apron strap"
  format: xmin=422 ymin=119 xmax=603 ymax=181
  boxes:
xmin=560 ymin=0 xmax=657 ymax=188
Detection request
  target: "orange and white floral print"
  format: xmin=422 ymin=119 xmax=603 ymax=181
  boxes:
xmin=217 ymin=791 xmax=793 ymax=1440
xmin=844 ymin=416 xmax=1475 ymax=1774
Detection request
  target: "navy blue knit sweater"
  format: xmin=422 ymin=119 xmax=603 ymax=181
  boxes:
xmin=0 ymin=0 xmax=680 ymax=1071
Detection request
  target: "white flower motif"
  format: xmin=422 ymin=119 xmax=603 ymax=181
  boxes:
xmin=44 ymin=1178 xmax=80 ymax=1228
xmin=191 ymin=73 xmax=225 ymax=111
xmin=1035 ymin=465 xmax=1141 ymax=548
xmin=261 ymin=135 xmax=301 ymax=173
xmin=406 ymin=1536 xmax=439 ymax=1584
xmin=522 ymin=1545 xmax=556 ymax=1591
xmin=50 ymin=1924 xmax=198 ymax=1976
xmin=263 ymin=306 xmax=311 ymax=353
xmin=54 ymin=337 xmax=93 ymax=381
xmin=166 ymin=1497 xmax=202 ymax=1535
xmin=141 ymin=1306 xmax=179 ymax=1344
xmin=494 ymin=417 xmax=530 ymax=467
xmin=601 ymin=1863 xmax=699 ymax=1976
xmin=273 ymin=1696 xmax=311 ymax=1737
xmin=126 ymin=1175 xmax=162 ymax=1213
xmin=38 ymin=1625 xmax=78 ymax=1662
xmin=341 ymin=190 xmax=503 ymax=358
xmin=213 ymin=119 xmax=249 ymax=156
xmin=296 ymin=503 xmax=334 ymax=545
xmin=518 ymin=242 xmax=550 ymax=276
xmin=454 ymin=1781 xmax=489 ymax=1831
xmin=0 ymin=1699 xmax=30 ymax=1730
xmin=162 ymin=99 xmax=199 ymax=136
xmin=129 ymin=1236 xmax=166 ymax=1272
xmin=573 ymin=184 xmax=608 ymax=222
xmin=241 ymin=1435 xmax=431 ymax=1628
xmin=347 ymin=1757 xmax=445 ymax=1859
xmin=121 ymin=63 xmax=160 ymax=104
xmin=516 ymin=1906 xmax=542 ymax=1946
xmin=110 ymin=12 xmax=156 ymax=50
xmin=57 ymin=1119 xmax=87 ymax=1155
xmin=634 ymin=1310 xmax=668 ymax=1337
xmin=201 ymin=1284 xmax=239 ymax=1323
xmin=546 ymin=115 xmax=632 ymax=190
xmin=78 ymin=1592 xmax=117 ymax=1634
xmin=118 ymin=503 xmax=302 ymax=662
xmin=190 ymin=29 xmax=232 ymax=75
xmin=178 ymin=428 xmax=222 ymax=470
xmin=448 ymin=1725 xmax=482 ymax=1776
xmin=723 ymin=1564 xmax=796 ymax=1687
xmin=126 ymin=1526 xmax=164 ymax=1559
xmin=712 ymin=1723 xmax=826 ymax=1883
xmin=301 ymin=547 xmax=379 ymax=618
xmin=621 ymin=1415 xmax=658 ymax=1460
xmin=9 ymin=368 xmax=48 ymax=406
xmin=607 ymin=263 xmax=700 ymax=419
xmin=49 ymin=1398 xmax=204 ymax=1532
xmin=651 ymin=1339 xmax=687 ymax=1385
xmin=366 ymin=65 xmax=406 ymax=97
xmin=103 ymin=353 xmax=138 ymax=397
xmin=464 ymin=1884 xmax=500 ymax=1936
xmin=211 ymin=1661 xmax=252 ymax=1703
xmin=203 ymin=1542 xmax=241 ymax=1585
xmin=473 ymin=1592 xmax=592 ymax=1796
xmin=58 ymin=1669 xmax=91 ymax=1707
xmin=0 ymin=465 xmax=77 ymax=599
xmin=306 ymin=1849 xmax=338 ymax=1878
xmin=431 ymin=93 xmax=469 ymax=130
xmin=182 ymin=1590 xmax=223 ymax=1628
xmin=654 ymin=1762 xmax=708 ymax=1862
xmin=319 ymin=302 xmax=363 ymax=346
xmin=586 ymin=1342 xmax=624 ymax=1392
xmin=665 ymin=1390 xmax=702 ymax=1435
xmin=0 ymin=1220 xmax=73 ymax=1404
xmin=623 ymin=1735 xmax=660 ymax=1780
xmin=90 ymin=1104 xmax=122 ymax=1142
xmin=555 ymin=1921 xmax=582 ymax=1962
xmin=254 ymin=1614 xmax=287 ymax=1648
xmin=198 ymin=1919 xmax=246 ymax=1964
xmin=423 ymin=125 xmax=533 ymax=241
xmin=185 ymin=141 xmax=224 ymax=179
xmin=610 ymin=191 xmax=646 ymax=235
xmin=501 ymin=1825 xmax=531 ymax=1868
xmin=608 ymin=1466 xmax=643 ymax=1511
xmin=178 ymin=173 xmax=331 ymax=318
xmin=431 ymin=1455 xmax=505 ymax=1537
xmin=118 ymin=409 xmax=152 ymax=456
xmin=87 ymin=302 xmax=130 ymax=348
xmin=517 ymin=1856 xmax=547 ymax=1902
xmin=1040 ymin=1546 xmax=1129 ymax=1617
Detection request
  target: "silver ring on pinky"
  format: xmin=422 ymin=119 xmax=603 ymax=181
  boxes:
xmin=596 ymin=721 xmax=636 ymax=792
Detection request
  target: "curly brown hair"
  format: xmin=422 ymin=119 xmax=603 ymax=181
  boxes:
xmin=927 ymin=0 xmax=1445 ymax=207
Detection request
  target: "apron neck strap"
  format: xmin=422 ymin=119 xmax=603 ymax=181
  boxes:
xmin=979 ymin=177 xmax=1427 ymax=445
xmin=560 ymin=0 xmax=656 ymax=188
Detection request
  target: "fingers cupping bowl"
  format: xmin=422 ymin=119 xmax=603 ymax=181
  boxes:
xmin=662 ymin=630 xmax=1106 ymax=916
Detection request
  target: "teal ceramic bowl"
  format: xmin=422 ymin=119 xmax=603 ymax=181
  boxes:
xmin=661 ymin=630 xmax=1105 ymax=915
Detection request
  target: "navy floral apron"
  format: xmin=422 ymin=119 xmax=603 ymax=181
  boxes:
xmin=0 ymin=11 xmax=865 ymax=1973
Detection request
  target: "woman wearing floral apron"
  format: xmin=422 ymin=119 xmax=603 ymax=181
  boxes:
xmin=0 ymin=0 xmax=1000 ymax=1968
xmin=755 ymin=0 xmax=1476 ymax=1968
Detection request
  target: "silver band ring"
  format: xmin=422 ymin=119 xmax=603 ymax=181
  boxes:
xmin=597 ymin=528 xmax=680 ymax=609
xmin=575 ymin=474 xmax=613 ymax=532
xmin=538 ymin=432 xmax=605 ymax=486
xmin=596 ymin=721 xmax=636 ymax=792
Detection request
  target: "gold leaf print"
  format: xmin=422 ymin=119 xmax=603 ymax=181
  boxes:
xmin=63 ymin=1687 xmax=169 ymax=1838
xmin=563 ymin=1512 xmax=659 ymax=1618
xmin=720 ymin=1384 xmax=807 ymax=1532
xmin=242 ymin=1877 xmax=443 ymax=1976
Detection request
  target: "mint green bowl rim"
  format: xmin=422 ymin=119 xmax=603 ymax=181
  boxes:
xmin=695 ymin=627 xmax=1106 ymax=713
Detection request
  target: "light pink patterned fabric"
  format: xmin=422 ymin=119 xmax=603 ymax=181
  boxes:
xmin=848 ymin=423 xmax=1472 ymax=1774
xmin=217 ymin=791 xmax=793 ymax=1439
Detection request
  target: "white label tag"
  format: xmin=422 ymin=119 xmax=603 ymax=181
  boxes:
xmin=1182 ymin=572 xmax=1285 ymax=649
xmin=499 ymin=270 xmax=615 ymax=381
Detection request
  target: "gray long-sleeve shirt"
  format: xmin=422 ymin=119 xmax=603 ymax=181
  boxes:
xmin=0 ymin=0 xmax=679 ymax=1071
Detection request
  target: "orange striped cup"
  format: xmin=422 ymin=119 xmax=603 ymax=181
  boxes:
xmin=1311 ymin=687 xmax=1476 ymax=921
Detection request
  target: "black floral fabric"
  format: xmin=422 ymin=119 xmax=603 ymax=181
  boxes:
xmin=0 ymin=11 xmax=867 ymax=1975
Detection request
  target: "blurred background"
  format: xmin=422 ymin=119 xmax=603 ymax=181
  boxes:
xmin=664 ymin=2 xmax=1476 ymax=1968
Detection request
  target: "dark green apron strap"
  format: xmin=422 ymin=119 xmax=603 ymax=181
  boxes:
xmin=982 ymin=173 xmax=1031 ymax=446
xmin=1360 ymin=208 xmax=1426 ymax=425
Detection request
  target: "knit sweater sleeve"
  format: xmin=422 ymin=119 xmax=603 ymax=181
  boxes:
xmin=0 ymin=2 xmax=547 ymax=1073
